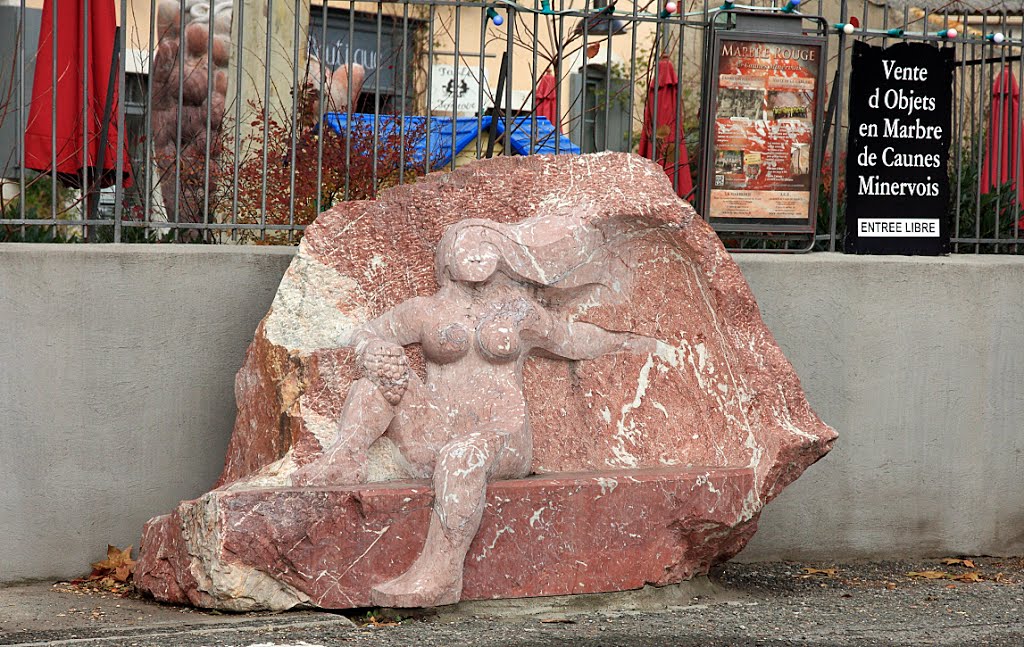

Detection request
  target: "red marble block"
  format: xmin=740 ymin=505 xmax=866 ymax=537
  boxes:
xmin=137 ymin=467 xmax=756 ymax=609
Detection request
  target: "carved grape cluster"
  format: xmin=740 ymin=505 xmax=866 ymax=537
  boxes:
xmin=361 ymin=341 xmax=410 ymax=405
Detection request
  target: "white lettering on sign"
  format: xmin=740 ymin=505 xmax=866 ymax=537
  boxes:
xmin=308 ymin=36 xmax=380 ymax=73
xmin=858 ymin=218 xmax=940 ymax=237
xmin=882 ymin=59 xmax=929 ymax=82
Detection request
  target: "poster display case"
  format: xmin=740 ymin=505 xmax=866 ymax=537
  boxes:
xmin=700 ymin=14 xmax=828 ymax=236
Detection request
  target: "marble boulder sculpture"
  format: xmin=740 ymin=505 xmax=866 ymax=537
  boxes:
xmin=136 ymin=152 xmax=836 ymax=611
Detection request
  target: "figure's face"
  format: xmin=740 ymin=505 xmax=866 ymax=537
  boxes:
xmin=448 ymin=235 xmax=500 ymax=284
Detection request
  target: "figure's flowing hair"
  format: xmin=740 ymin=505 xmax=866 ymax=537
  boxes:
xmin=435 ymin=214 xmax=649 ymax=309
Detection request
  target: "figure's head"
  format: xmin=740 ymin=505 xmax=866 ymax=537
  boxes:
xmin=443 ymin=225 xmax=501 ymax=284
xmin=434 ymin=215 xmax=627 ymax=302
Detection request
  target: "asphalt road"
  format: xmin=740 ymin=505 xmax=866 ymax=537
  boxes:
xmin=2 ymin=558 xmax=1022 ymax=647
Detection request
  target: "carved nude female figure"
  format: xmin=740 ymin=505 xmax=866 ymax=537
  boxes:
xmin=292 ymin=217 xmax=654 ymax=607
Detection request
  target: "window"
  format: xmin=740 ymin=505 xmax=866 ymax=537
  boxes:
xmin=569 ymin=64 xmax=630 ymax=154
xmin=98 ymin=72 xmax=147 ymax=218
xmin=308 ymin=8 xmax=419 ymax=114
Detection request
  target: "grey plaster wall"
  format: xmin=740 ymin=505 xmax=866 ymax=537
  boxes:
xmin=1 ymin=247 xmax=1021 ymax=583
xmin=735 ymin=254 xmax=1024 ymax=561
xmin=0 ymin=245 xmax=295 ymax=584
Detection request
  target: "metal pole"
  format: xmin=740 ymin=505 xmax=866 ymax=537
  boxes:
xmin=828 ymin=0 xmax=849 ymax=252
xmin=288 ymin=0 xmax=301 ymax=241
xmin=17 ymin=0 xmax=27 ymax=231
xmin=486 ymin=52 xmax=508 ymax=158
xmin=424 ymin=3 xmax=435 ymax=173
xmin=313 ymin=1 xmax=328 ymax=216
xmin=112 ymin=0 xmax=126 ymax=243
xmin=260 ymin=0 xmax=274 ymax=242
xmin=142 ymin=0 xmax=157 ymax=236
xmin=231 ymin=0 xmax=246 ymax=240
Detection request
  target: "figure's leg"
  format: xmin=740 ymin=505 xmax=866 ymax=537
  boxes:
xmin=370 ymin=430 xmax=526 ymax=608
xmin=290 ymin=378 xmax=395 ymax=486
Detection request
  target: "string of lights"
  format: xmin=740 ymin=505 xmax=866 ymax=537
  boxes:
xmin=480 ymin=0 xmax=1023 ymax=45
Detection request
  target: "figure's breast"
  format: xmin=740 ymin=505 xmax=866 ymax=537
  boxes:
xmin=476 ymin=296 xmax=539 ymax=363
xmin=476 ymin=315 xmax=522 ymax=362
xmin=422 ymin=319 xmax=471 ymax=364
xmin=420 ymin=295 xmax=537 ymax=365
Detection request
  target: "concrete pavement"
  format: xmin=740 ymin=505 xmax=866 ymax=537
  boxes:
xmin=2 ymin=559 xmax=1023 ymax=646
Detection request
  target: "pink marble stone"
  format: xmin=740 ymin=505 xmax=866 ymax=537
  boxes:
xmin=136 ymin=467 xmax=756 ymax=609
xmin=135 ymin=153 xmax=836 ymax=610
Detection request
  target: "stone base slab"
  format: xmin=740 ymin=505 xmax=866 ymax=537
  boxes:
xmin=136 ymin=467 xmax=757 ymax=611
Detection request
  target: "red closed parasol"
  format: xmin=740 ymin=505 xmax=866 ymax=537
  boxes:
xmin=23 ymin=0 xmax=131 ymax=191
xmin=638 ymin=57 xmax=693 ymax=200
xmin=533 ymin=73 xmax=560 ymax=132
xmin=980 ymin=67 xmax=1024 ymax=229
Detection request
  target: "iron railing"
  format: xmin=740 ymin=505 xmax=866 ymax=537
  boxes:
xmin=0 ymin=0 xmax=1021 ymax=252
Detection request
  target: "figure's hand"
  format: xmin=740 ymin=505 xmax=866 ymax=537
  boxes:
xmin=359 ymin=339 xmax=410 ymax=405
xmin=623 ymin=333 xmax=658 ymax=355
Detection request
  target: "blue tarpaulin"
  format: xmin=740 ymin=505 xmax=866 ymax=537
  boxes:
xmin=497 ymin=116 xmax=580 ymax=156
xmin=322 ymin=113 xmax=580 ymax=169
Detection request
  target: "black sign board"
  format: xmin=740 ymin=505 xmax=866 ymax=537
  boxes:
xmin=844 ymin=41 xmax=954 ymax=254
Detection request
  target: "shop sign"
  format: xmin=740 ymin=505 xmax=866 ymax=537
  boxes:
xmin=844 ymin=41 xmax=954 ymax=254
xmin=430 ymin=65 xmax=492 ymax=115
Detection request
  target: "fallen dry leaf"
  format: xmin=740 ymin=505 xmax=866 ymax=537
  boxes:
xmin=951 ymin=571 xmax=983 ymax=583
xmin=540 ymin=618 xmax=577 ymax=624
xmin=941 ymin=558 xmax=976 ymax=568
xmin=802 ymin=567 xmax=838 ymax=577
xmin=908 ymin=570 xmax=949 ymax=579
xmin=908 ymin=569 xmax=985 ymax=583
xmin=89 ymin=545 xmax=136 ymax=583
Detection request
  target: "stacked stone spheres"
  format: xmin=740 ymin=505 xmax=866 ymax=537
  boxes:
xmin=151 ymin=0 xmax=233 ymax=227
xmin=150 ymin=0 xmax=365 ymax=229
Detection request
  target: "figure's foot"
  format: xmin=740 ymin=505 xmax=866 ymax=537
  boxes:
xmin=289 ymin=456 xmax=364 ymax=487
xmin=370 ymin=561 xmax=463 ymax=608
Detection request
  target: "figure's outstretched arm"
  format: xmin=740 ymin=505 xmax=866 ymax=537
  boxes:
xmin=526 ymin=308 xmax=656 ymax=361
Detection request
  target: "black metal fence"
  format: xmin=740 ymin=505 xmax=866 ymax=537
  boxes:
xmin=0 ymin=0 xmax=1021 ymax=252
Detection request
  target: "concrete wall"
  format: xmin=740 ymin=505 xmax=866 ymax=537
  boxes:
xmin=1 ymin=246 xmax=1022 ymax=583
xmin=737 ymin=254 xmax=1024 ymax=561
xmin=0 ymin=245 xmax=295 ymax=584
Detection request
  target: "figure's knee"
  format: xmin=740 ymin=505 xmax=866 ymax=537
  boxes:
xmin=339 ymin=377 xmax=398 ymax=431
xmin=437 ymin=432 xmax=508 ymax=477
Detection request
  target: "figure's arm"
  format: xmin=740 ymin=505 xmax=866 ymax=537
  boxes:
xmin=352 ymin=296 xmax=428 ymax=350
xmin=349 ymin=297 xmax=428 ymax=405
xmin=525 ymin=307 xmax=656 ymax=361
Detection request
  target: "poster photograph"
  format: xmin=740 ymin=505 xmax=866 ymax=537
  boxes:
xmin=704 ymin=34 xmax=825 ymax=231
